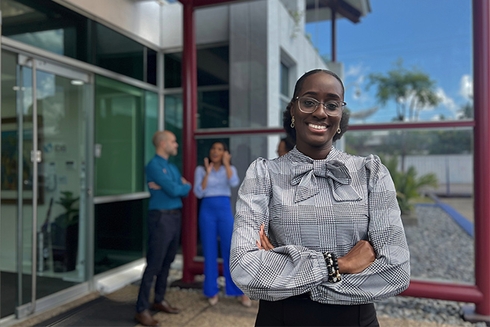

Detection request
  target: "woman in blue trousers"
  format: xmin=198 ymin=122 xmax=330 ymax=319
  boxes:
xmin=193 ymin=141 xmax=251 ymax=307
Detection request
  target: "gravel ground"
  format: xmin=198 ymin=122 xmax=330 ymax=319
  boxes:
xmin=375 ymin=204 xmax=487 ymax=326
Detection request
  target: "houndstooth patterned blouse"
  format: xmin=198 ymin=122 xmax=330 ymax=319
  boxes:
xmin=230 ymin=147 xmax=410 ymax=305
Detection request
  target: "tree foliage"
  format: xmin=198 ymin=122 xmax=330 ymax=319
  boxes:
xmin=345 ymin=129 xmax=472 ymax=157
xmin=367 ymin=60 xmax=441 ymax=121
xmin=382 ymin=156 xmax=438 ymax=215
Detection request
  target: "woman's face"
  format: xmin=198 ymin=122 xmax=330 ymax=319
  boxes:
xmin=209 ymin=142 xmax=225 ymax=164
xmin=290 ymin=72 xmax=344 ymax=159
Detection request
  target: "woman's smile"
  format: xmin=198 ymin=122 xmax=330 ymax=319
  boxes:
xmin=308 ymin=123 xmax=328 ymax=131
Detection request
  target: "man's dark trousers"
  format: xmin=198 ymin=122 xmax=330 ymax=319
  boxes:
xmin=136 ymin=209 xmax=181 ymax=313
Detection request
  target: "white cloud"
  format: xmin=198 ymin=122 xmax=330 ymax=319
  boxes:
xmin=345 ymin=64 xmax=364 ymax=78
xmin=459 ymin=74 xmax=473 ymax=100
xmin=435 ymin=87 xmax=457 ymax=112
xmin=344 ymin=63 xmax=369 ymax=102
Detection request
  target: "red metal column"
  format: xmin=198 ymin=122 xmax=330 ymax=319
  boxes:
xmin=331 ymin=6 xmax=336 ymax=62
xmin=181 ymin=0 xmax=199 ymax=283
xmin=473 ymin=0 xmax=490 ymax=316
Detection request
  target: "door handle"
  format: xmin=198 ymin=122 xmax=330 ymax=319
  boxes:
xmin=30 ymin=150 xmax=42 ymax=163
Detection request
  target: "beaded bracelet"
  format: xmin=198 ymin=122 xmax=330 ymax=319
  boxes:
xmin=323 ymin=252 xmax=342 ymax=283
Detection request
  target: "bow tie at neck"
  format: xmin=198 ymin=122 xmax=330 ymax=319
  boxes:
xmin=290 ymin=159 xmax=360 ymax=203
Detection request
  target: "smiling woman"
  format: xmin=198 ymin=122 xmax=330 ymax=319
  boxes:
xmin=193 ymin=142 xmax=251 ymax=307
xmin=230 ymin=69 xmax=410 ymax=327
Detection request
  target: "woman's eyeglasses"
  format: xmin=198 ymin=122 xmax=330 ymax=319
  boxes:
xmin=296 ymin=96 xmax=346 ymax=117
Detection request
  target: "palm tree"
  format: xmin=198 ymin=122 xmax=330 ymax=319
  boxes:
xmin=367 ymin=59 xmax=440 ymax=122
xmin=367 ymin=60 xmax=441 ymax=172
xmin=383 ymin=156 xmax=438 ymax=216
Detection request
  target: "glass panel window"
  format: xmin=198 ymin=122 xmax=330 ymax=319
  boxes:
xmin=345 ymin=128 xmax=473 ymax=283
xmin=280 ymin=62 xmax=289 ymax=97
xmin=94 ymin=75 xmax=145 ymax=196
xmin=146 ymin=49 xmax=158 ymax=86
xmin=2 ymin=1 xmax=156 ymax=83
xmin=197 ymin=47 xmax=229 ymax=86
xmin=2 ymin=0 xmax=89 ymax=61
xmin=306 ymin=2 xmax=472 ymax=124
xmin=94 ymin=199 xmax=146 ymax=274
xmin=164 ymin=94 xmax=184 ymax=170
xmin=164 ymin=46 xmax=230 ymax=89
xmin=164 ymin=53 xmax=182 ymax=89
xmin=144 ymin=91 xmax=159 ymax=168
xmin=198 ymin=90 xmax=229 ymax=129
xmin=95 ymin=23 xmax=145 ymax=82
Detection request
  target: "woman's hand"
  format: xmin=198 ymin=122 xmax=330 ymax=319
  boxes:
xmin=256 ymin=224 xmax=274 ymax=250
xmin=222 ymin=151 xmax=231 ymax=167
xmin=204 ymin=157 xmax=212 ymax=174
xmin=337 ymin=240 xmax=375 ymax=274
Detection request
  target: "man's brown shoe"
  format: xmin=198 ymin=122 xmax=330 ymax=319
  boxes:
xmin=152 ymin=300 xmax=180 ymax=314
xmin=134 ymin=309 xmax=158 ymax=326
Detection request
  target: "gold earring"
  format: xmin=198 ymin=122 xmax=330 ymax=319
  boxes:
xmin=290 ymin=116 xmax=295 ymax=128
xmin=337 ymin=128 xmax=341 ymax=134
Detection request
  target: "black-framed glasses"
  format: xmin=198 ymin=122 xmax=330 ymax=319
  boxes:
xmin=295 ymin=96 xmax=346 ymax=117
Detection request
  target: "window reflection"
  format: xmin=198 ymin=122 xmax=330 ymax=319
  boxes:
xmin=94 ymin=75 xmax=145 ymax=196
xmin=346 ymin=128 xmax=474 ymax=283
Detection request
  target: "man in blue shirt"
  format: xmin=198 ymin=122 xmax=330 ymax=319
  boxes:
xmin=135 ymin=130 xmax=191 ymax=327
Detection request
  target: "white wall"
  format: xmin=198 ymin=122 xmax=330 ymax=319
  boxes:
xmin=58 ymin=0 xmax=230 ymax=50
xmin=58 ymin=0 xmax=162 ymax=47
xmin=404 ymin=154 xmax=473 ymax=185
xmin=160 ymin=4 xmax=231 ymax=49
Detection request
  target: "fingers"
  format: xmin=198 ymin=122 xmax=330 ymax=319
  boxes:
xmin=256 ymin=224 xmax=275 ymax=251
xmin=223 ymin=151 xmax=231 ymax=165
xmin=259 ymin=224 xmax=274 ymax=250
xmin=148 ymin=182 xmax=161 ymax=190
xmin=338 ymin=240 xmax=375 ymax=274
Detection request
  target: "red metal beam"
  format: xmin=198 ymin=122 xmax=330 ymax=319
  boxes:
xmin=403 ymin=280 xmax=484 ymax=304
xmin=473 ymin=0 xmax=490 ymax=317
xmin=194 ymin=127 xmax=286 ymax=137
xmin=347 ymin=120 xmax=474 ymax=131
xmin=177 ymin=1 xmax=487 ymax=311
xmin=331 ymin=6 xmax=337 ymax=62
xmin=193 ymin=121 xmax=474 ymax=139
xmin=178 ymin=0 xmax=250 ymax=8
xmin=181 ymin=1 xmax=199 ymax=283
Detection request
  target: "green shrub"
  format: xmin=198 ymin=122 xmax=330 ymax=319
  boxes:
xmin=383 ymin=156 xmax=438 ymax=215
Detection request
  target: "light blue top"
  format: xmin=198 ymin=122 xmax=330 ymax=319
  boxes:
xmin=146 ymin=154 xmax=191 ymax=210
xmin=193 ymin=165 xmax=240 ymax=199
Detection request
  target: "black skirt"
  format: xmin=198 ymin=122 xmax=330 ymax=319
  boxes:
xmin=255 ymin=295 xmax=379 ymax=327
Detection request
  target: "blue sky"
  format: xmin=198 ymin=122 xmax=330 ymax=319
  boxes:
xmin=305 ymin=1 xmax=473 ymax=123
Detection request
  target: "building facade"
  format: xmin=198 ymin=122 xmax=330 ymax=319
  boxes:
xmin=1 ymin=0 xmax=370 ymax=322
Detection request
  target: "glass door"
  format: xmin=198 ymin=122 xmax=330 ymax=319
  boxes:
xmin=0 ymin=51 xmax=90 ymax=319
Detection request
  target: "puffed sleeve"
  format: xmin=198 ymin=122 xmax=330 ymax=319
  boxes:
xmin=364 ymin=155 xmax=411 ymax=296
xmin=230 ymin=158 xmax=328 ymax=301
xmin=315 ymin=155 xmax=410 ymax=304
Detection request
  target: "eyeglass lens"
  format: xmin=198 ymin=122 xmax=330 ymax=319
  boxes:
xmin=298 ymin=97 xmax=343 ymax=116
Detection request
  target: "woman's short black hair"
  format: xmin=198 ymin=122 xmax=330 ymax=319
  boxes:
xmin=282 ymin=69 xmax=350 ymax=143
